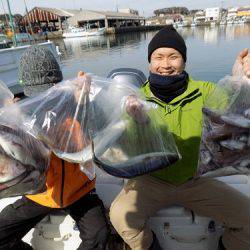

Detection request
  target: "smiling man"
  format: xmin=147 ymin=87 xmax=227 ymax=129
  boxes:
xmin=109 ymin=26 xmax=250 ymax=250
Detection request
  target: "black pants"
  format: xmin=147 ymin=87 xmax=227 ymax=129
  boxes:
xmin=0 ymin=190 xmax=109 ymax=250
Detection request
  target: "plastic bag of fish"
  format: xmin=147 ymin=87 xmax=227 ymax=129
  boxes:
xmin=16 ymin=75 xmax=180 ymax=178
xmin=197 ymin=75 xmax=250 ymax=178
xmin=82 ymin=77 xmax=180 ymax=178
xmin=91 ymin=108 xmax=181 ymax=178
xmin=0 ymin=105 xmax=50 ymax=198
xmin=17 ymin=75 xmax=122 ymax=155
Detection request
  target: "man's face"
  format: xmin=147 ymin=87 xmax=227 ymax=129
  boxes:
xmin=149 ymin=47 xmax=185 ymax=76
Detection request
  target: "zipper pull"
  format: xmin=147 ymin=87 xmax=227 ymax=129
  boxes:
xmin=166 ymin=104 xmax=171 ymax=114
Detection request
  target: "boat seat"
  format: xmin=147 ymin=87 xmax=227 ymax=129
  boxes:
xmin=1 ymin=174 xmax=249 ymax=214
xmin=0 ymin=173 xmax=249 ymax=250
xmin=95 ymin=170 xmax=250 ymax=215
xmin=95 ymin=168 xmax=125 ymax=208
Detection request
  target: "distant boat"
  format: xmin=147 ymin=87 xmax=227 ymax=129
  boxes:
xmin=191 ymin=21 xmax=197 ymax=27
xmin=227 ymin=19 xmax=234 ymax=25
xmin=174 ymin=20 xmax=189 ymax=28
xmin=63 ymin=27 xmax=105 ymax=38
xmin=219 ymin=20 xmax=227 ymax=26
xmin=0 ymin=33 xmax=36 ymax=47
xmin=15 ymin=33 xmax=35 ymax=43
xmin=210 ymin=21 xmax=216 ymax=27
xmin=0 ymin=34 xmax=11 ymax=49
xmin=237 ymin=18 xmax=246 ymax=25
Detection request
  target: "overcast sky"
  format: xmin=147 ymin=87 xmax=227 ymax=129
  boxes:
xmin=1 ymin=0 xmax=250 ymax=16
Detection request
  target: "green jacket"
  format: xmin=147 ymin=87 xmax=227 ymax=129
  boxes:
xmin=141 ymin=77 xmax=215 ymax=185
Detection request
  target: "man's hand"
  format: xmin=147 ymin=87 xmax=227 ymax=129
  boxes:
xmin=125 ymin=95 xmax=148 ymax=124
xmin=242 ymin=49 xmax=250 ymax=78
xmin=232 ymin=48 xmax=250 ymax=79
xmin=3 ymin=97 xmax=20 ymax=106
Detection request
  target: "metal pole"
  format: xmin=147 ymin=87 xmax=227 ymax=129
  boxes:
xmin=0 ymin=0 xmax=9 ymax=27
xmin=6 ymin=0 xmax=17 ymax=46
xmin=23 ymin=0 xmax=35 ymax=41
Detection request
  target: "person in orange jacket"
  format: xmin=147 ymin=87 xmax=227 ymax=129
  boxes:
xmin=0 ymin=46 xmax=109 ymax=250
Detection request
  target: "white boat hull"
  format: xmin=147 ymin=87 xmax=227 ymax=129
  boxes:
xmin=63 ymin=29 xmax=105 ymax=38
xmin=0 ymin=41 xmax=60 ymax=94
xmin=1 ymin=173 xmax=250 ymax=249
xmin=175 ymin=21 xmax=189 ymax=28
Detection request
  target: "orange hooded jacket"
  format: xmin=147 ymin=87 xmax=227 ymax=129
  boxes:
xmin=26 ymin=118 xmax=95 ymax=208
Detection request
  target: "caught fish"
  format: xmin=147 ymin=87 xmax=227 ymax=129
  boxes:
xmin=220 ymin=114 xmax=250 ymax=129
xmin=0 ymin=169 xmax=46 ymax=198
xmin=54 ymin=120 xmax=127 ymax=163
xmin=200 ymin=166 xmax=244 ymax=178
xmin=202 ymin=107 xmax=250 ymax=129
xmin=0 ymin=154 xmax=27 ymax=183
xmin=0 ymin=125 xmax=49 ymax=170
xmin=220 ymin=139 xmax=246 ymax=151
xmin=202 ymin=108 xmax=224 ymax=124
xmin=197 ymin=77 xmax=250 ymax=178
xmin=93 ymin=150 xmax=179 ymax=179
xmin=244 ymin=108 xmax=250 ymax=119
xmin=0 ymin=124 xmax=50 ymax=198
xmin=200 ymin=148 xmax=212 ymax=165
xmin=198 ymin=106 xmax=250 ymax=178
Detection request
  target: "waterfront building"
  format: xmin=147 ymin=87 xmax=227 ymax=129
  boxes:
xmin=237 ymin=6 xmax=250 ymax=17
xmin=145 ymin=16 xmax=162 ymax=26
xmin=21 ymin=7 xmax=81 ymax=31
xmin=194 ymin=10 xmax=206 ymax=23
xmin=154 ymin=7 xmax=189 ymax=16
xmin=227 ymin=7 xmax=239 ymax=19
xmin=145 ymin=14 xmax=182 ymax=26
xmin=66 ymin=10 xmax=145 ymax=29
xmin=205 ymin=7 xmax=222 ymax=22
xmin=118 ymin=9 xmax=139 ymax=16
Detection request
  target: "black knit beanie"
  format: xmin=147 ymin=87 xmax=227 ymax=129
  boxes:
xmin=19 ymin=45 xmax=63 ymax=97
xmin=148 ymin=25 xmax=187 ymax=62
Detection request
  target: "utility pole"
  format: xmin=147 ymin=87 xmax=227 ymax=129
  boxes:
xmin=221 ymin=1 xmax=224 ymax=9
xmin=6 ymin=0 xmax=17 ymax=46
xmin=0 ymin=0 xmax=9 ymax=27
xmin=23 ymin=0 xmax=34 ymax=36
xmin=115 ymin=0 xmax=118 ymax=12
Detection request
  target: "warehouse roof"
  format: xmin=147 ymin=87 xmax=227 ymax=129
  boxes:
xmin=22 ymin=7 xmax=82 ymax=23
xmin=37 ymin=7 xmax=82 ymax=17
xmin=67 ymin=10 xmax=144 ymax=26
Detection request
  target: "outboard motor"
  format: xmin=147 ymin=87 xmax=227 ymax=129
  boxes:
xmin=107 ymin=68 xmax=147 ymax=87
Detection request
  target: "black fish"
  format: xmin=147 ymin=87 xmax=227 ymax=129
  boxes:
xmin=93 ymin=150 xmax=179 ymax=179
xmin=0 ymin=124 xmax=50 ymax=198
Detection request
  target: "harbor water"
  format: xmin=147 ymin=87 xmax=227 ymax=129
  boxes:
xmin=55 ymin=24 xmax=250 ymax=83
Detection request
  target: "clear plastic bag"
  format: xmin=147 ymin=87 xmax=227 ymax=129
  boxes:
xmin=0 ymin=104 xmax=50 ymax=198
xmin=197 ymin=76 xmax=250 ymax=178
xmin=0 ymin=80 xmax=14 ymax=107
xmin=91 ymin=110 xmax=181 ymax=178
xmin=16 ymin=74 xmax=180 ymax=179
xmin=84 ymin=79 xmax=180 ymax=178
xmin=18 ymin=75 xmax=130 ymax=156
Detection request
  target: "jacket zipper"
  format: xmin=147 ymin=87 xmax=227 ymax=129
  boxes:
xmin=60 ymin=160 xmax=65 ymax=208
xmin=166 ymin=104 xmax=171 ymax=114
